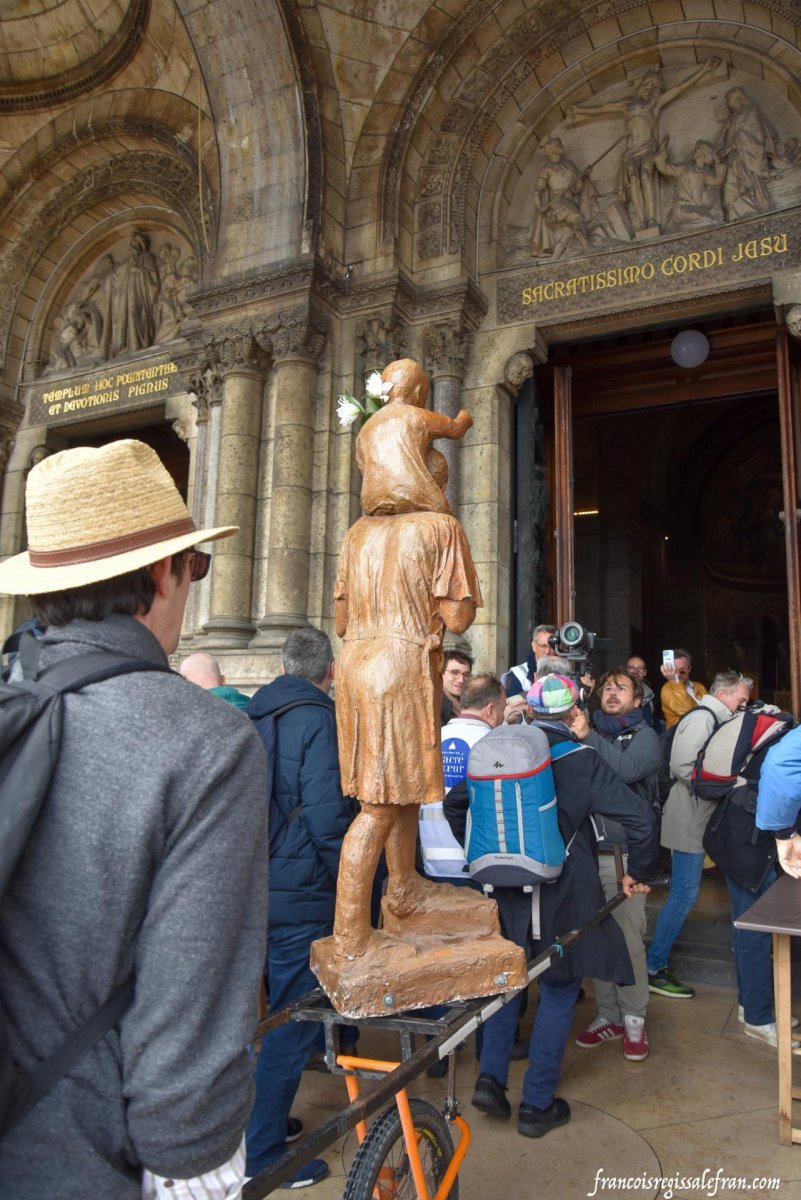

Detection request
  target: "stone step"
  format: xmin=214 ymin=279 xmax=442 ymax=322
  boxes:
xmin=643 ymin=872 xmax=801 ymax=989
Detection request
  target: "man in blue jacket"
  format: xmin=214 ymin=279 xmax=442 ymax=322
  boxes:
xmin=245 ymin=627 xmax=354 ymax=1188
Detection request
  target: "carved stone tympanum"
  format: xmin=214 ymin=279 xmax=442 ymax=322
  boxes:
xmin=569 ymin=60 xmax=721 ymax=237
xmin=44 ymin=229 xmax=197 ymax=375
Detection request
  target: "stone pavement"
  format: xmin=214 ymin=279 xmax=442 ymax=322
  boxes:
xmin=285 ymin=980 xmax=801 ymax=1200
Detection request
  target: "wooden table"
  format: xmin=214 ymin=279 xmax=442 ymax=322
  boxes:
xmin=735 ymin=873 xmax=801 ymax=1145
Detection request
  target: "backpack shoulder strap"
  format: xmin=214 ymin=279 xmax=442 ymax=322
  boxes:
xmin=2 ymin=977 xmax=134 ymax=1139
xmin=267 ymin=698 xmax=333 ymax=721
xmin=18 ymin=634 xmax=173 ymax=693
xmin=550 ymin=737 xmax=583 ymax=761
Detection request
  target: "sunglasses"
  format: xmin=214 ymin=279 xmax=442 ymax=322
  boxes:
xmin=186 ymin=549 xmax=211 ymax=582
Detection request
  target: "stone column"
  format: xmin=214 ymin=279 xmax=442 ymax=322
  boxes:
xmin=255 ymin=307 xmax=327 ymax=647
xmin=203 ymin=331 xmax=270 ymax=646
xmin=181 ymin=365 xmax=222 ymax=638
xmin=424 ymin=322 xmax=471 ymax=512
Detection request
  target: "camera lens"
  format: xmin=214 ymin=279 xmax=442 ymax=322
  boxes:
xmin=561 ymin=622 xmax=584 ymax=646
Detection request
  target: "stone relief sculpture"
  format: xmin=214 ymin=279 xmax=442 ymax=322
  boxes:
xmin=653 ymin=137 xmax=725 ymax=231
xmin=44 ymin=231 xmax=197 ymax=375
xmin=529 ymin=137 xmax=603 ymax=260
xmin=311 ymin=359 xmax=527 ymax=1016
xmin=515 ymin=66 xmax=801 ymax=266
xmin=717 ymin=87 xmax=778 ymax=221
xmin=568 ymin=60 xmax=721 ymax=236
xmin=110 ymin=230 xmax=160 ymax=355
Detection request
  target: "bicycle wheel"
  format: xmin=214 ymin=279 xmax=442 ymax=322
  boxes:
xmin=343 ymin=1097 xmax=459 ymax=1200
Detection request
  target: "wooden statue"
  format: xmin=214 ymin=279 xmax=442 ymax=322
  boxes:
xmin=311 ymin=359 xmax=527 ymax=1015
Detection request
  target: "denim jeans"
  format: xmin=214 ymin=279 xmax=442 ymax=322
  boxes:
xmin=727 ymin=866 xmax=777 ymax=1026
xmin=522 ymin=978 xmax=583 ymax=1109
xmin=479 ymin=978 xmax=581 ymax=1109
xmin=246 ymin=920 xmax=330 ymax=1175
xmin=646 ymin=850 xmax=705 ymax=974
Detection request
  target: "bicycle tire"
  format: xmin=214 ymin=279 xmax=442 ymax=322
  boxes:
xmin=343 ymin=1097 xmax=459 ymax=1200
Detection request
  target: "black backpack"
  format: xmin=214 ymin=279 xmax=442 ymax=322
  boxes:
xmin=701 ymin=706 xmax=797 ymax=893
xmin=0 ymin=634 xmax=172 ymax=1139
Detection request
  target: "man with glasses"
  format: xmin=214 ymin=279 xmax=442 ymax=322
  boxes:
xmin=0 ymin=440 xmax=269 ymax=1200
xmin=570 ymin=668 xmax=661 ymax=1061
xmin=660 ymin=647 xmax=708 ymax=729
xmin=441 ymin=650 xmax=473 ymax=722
xmin=626 ymin=655 xmax=657 ymax=729
xmin=502 ymin=624 xmax=558 ymax=700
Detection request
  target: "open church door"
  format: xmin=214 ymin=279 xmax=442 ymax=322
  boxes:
xmin=553 ymin=365 xmax=575 ymax=625
xmin=776 ymin=329 xmax=801 ymax=711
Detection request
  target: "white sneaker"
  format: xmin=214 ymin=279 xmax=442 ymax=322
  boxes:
xmin=743 ymin=1021 xmax=801 ymax=1048
xmin=738 ymin=1005 xmax=799 ymax=1029
xmin=623 ymin=1015 xmax=649 ymax=1061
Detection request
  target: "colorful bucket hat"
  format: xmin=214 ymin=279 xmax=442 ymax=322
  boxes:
xmin=526 ymin=673 xmax=579 ymax=715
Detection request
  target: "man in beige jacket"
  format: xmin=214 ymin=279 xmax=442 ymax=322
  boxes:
xmin=646 ymin=670 xmax=750 ymax=998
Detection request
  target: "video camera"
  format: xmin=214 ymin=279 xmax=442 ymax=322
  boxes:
xmin=547 ymin=621 xmax=611 ymax=695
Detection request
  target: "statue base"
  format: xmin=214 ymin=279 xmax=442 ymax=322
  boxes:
xmin=310 ymin=929 xmax=526 ymax=1017
xmin=311 ymin=889 xmax=527 ymax=1017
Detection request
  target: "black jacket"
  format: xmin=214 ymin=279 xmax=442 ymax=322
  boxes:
xmin=444 ymin=720 xmax=659 ymax=984
xmin=246 ymin=675 xmax=355 ymax=930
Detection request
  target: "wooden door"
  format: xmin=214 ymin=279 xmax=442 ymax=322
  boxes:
xmin=553 ymin=365 xmax=574 ymax=625
xmin=776 ymin=329 xmax=801 ymax=711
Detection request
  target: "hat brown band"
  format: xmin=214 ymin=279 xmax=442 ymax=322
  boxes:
xmin=28 ymin=517 xmax=198 ymax=568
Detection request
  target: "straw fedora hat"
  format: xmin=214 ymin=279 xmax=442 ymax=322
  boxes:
xmin=0 ymin=439 xmax=237 ymax=596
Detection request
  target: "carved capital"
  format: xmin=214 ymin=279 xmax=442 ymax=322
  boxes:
xmin=424 ymin=322 xmax=471 ymax=381
xmin=355 ymin=315 xmax=407 ymax=367
xmin=203 ymin=323 xmax=271 ymax=378
xmin=269 ymin=306 xmax=328 ymax=365
xmin=503 ymin=351 xmax=536 ymax=395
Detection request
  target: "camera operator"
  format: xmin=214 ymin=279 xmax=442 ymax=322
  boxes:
xmin=501 ymin=624 xmax=557 ymax=700
xmin=570 ymin=668 xmax=661 ymax=1062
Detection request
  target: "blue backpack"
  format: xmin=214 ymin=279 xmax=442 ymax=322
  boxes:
xmin=464 ymin=722 xmax=576 ymax=887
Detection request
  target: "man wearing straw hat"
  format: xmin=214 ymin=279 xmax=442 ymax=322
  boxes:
xmin=0 ymin=439 xmax=269 ymax=1200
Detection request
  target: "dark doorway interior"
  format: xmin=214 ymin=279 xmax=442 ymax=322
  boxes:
xmin=569 ymin=393 xmax=789 ymax=704
xmin=69 ymin=421 xmax=190 ymax=499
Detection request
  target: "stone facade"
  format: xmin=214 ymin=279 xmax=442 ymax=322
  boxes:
xmin=2 ymin=0 xmax=801 ymax=684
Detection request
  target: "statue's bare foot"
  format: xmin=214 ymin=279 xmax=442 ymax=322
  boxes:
xmin=332 ymin=927 xmax=383 ymax=961
xmin=381 ymin=873 xmax=443 ymax=916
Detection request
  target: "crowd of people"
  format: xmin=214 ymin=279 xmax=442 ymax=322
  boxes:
xmin=1 ymin=441 xmax=800 ymax=1198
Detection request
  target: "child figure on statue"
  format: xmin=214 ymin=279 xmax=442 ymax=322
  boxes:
xmin=356 ymin=358 xmax=472 ymax=517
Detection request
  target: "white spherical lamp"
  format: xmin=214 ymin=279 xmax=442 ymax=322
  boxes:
xmin=670 ymin=329 xmax=710 ymax=368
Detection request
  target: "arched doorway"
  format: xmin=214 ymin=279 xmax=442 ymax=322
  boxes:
xmin=514 ymin=310 xmax=801 ymax=705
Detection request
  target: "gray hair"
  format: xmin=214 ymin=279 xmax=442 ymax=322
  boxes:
xmin=282 ymin=627 xmax=334 ymax=684
xmin=536 ymin=655 xmax=570 ymax=678
xmin=674 ymin=648 xmax=692 ymax=668
xmin=711 ymin=670 xmax=753 ymax=697
xmin=533 ymin=624 xmax=558 ymax=638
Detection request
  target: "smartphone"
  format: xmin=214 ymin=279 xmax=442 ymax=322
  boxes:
xmin=662 ymin=649 xmax=675 ymax=674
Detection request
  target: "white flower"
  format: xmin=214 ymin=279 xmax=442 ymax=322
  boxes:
xmin=364 ymin=371 xmax=393 ymax=402
xmin=336 ymin=395 xmax=362 ymax=428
